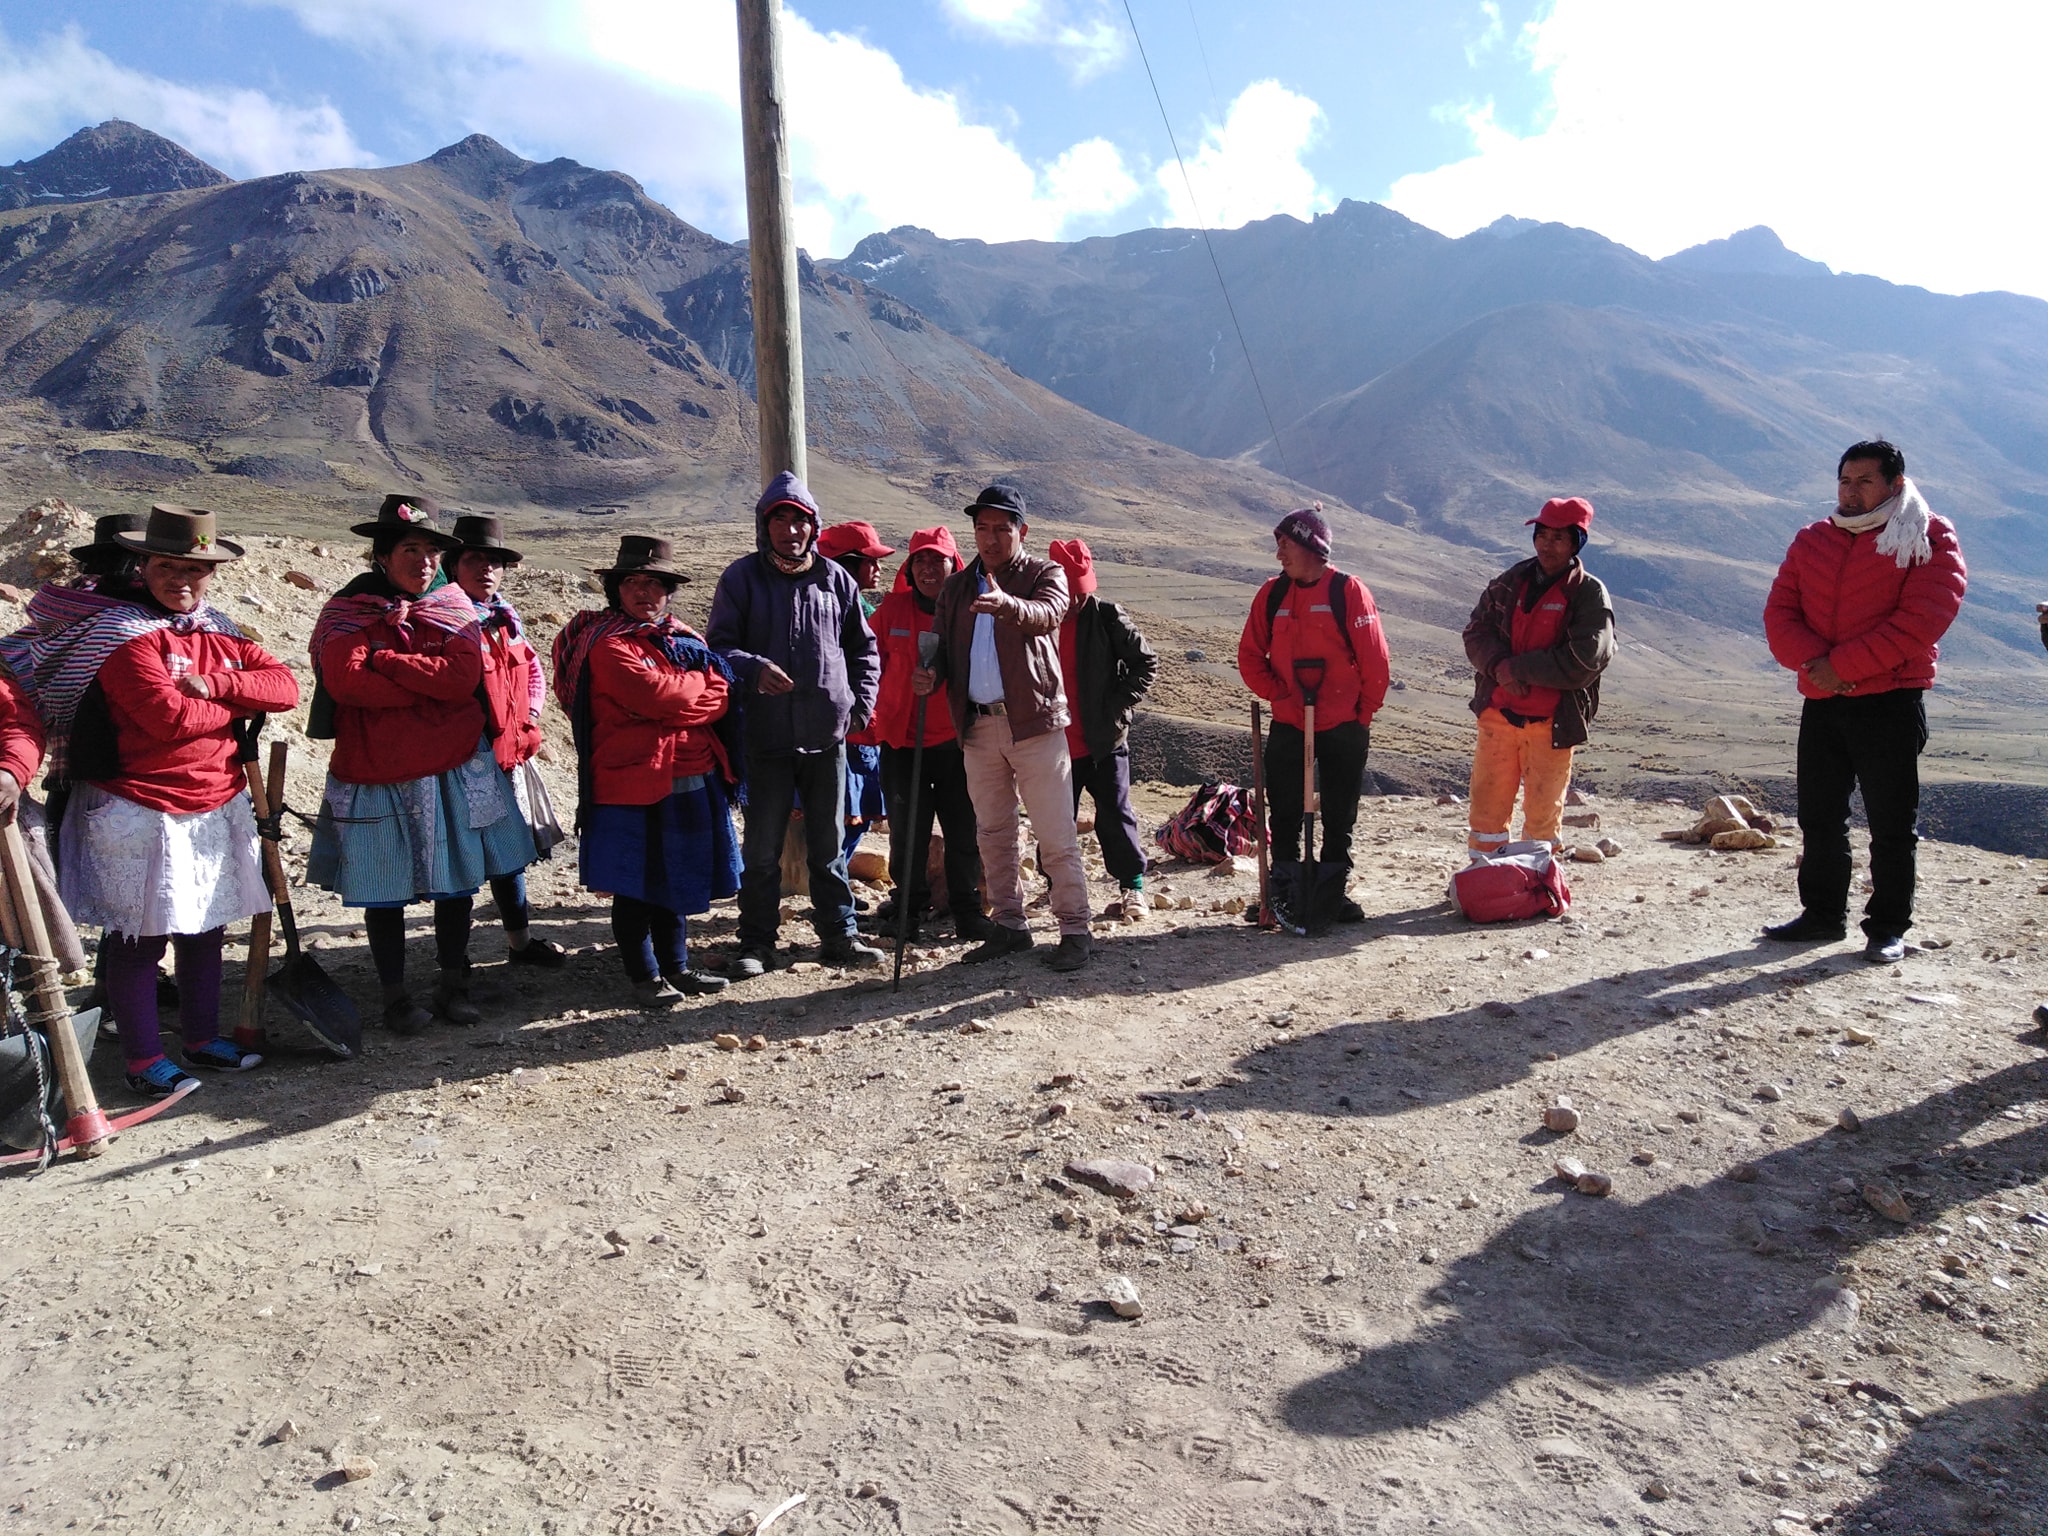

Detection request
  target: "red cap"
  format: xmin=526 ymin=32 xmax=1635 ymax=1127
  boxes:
xmin=1526 ymin=496 xmax=1594 ymax=532
xmin=889 ymin=526 xmax=963 ymax=593
xmin=1047 ymin=538 xmax=1097 ymax=597
xmin=818 ymin=521 xmax=896 ymax=561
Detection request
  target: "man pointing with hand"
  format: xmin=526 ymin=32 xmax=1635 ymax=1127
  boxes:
xmin=914 ymin=485 xmax=1092 ymax=972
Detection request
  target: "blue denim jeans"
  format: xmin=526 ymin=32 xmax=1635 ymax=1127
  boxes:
xmin=738 ymin=748 xmax=857 ymax=951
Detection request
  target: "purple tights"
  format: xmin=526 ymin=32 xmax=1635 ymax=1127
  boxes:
xmin=104 ymin=928 xmax=225 ymax=1070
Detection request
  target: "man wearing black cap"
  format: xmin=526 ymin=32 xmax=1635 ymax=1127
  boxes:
xmin=914 ymin=485 xmax=1093 ymax=972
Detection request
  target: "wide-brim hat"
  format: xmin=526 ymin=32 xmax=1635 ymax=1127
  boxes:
xmin=594 ymin=535 xmax=687 ymax=586
xmin=447 ymin=514 xmax=523 ymax=566
xmin=111 ymin=503 xmax=245 ymax=563
xmin=964 ymin=484 xmax=1027 ymax=521
xmin=350 ymin=492 xmax=459 ymax=547
xmin=70 ymin=511 xmax=148 ymax=561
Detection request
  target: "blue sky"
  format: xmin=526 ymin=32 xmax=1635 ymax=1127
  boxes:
xmin=2 ymin=1 xmax=2043 ymax=300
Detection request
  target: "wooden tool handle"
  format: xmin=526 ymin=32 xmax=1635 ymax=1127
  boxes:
xmin=0 ymin=818 xmax=106 ymax=1155
xmin=245 ymin=757 xmax=292 ymax=912
xmin=1302 ymin=702 xmax=1319 ymax=813
xmin=239 ymin=754 xmax=275 ymax=1045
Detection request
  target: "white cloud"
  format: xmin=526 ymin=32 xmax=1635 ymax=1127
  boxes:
xmin=247 ymin=0 xmax=1140 ymax=253
xmin=1159 ymin=80 xmax=1332 ymax=230
xmin=0 ymin=23 xmax=370 ymax=178
xmin=1463 ymin=1 xmax=1504 ymax=66
xmin=940 ymin=0 xmax=1126 ymax=80
xmin=1388 ymin=0 xmax=2048 ymax=299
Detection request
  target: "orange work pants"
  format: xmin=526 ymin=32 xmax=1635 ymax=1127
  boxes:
xmin=1467 ymin=707 xmax=1575 ymax=853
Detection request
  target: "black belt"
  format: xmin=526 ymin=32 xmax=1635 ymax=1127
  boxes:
xmin=1498 ymin=706 xmax=1549 ymax=728
xmin=970 ymin=701 xmax=1008 ymax=717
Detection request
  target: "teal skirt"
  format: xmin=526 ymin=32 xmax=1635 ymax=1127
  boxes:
xmin=309 ymin=743 xmax=536 ymax=907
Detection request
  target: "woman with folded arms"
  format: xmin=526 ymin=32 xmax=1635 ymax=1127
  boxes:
xmin=307 ymin=495 xmax=536 ymax=1033
xmin=20 ymin=505 xmax=297 ymax=1096
xmin=553 ymin=536 xmax=739 ymax=1006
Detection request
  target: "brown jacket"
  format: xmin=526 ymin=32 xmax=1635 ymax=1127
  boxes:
xmin=932 ymin=552 xmax=1070 ymax=744
xmin=1462 ymin=558 xmax=1614 ymax=750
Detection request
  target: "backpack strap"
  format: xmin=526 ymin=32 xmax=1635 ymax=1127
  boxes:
xmin=1266 ymin=571 xmax=1353 ymax=632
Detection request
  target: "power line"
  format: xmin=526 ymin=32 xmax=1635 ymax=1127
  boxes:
xmin=1118 ymin=0 xmax=1295 ymax=482
xmin=1185 ymin=0 xmax=1221 ymax=115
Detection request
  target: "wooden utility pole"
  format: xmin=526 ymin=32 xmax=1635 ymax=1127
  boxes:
xmin=736 ymin=0 xmax=807 ymax=486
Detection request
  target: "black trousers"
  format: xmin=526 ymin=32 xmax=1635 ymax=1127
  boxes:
xmin=1795 ymin=689 xmax=1926 ymax=940
xmin=1265 ymin=720 xmax=1368 ymax=870
xmin=881 ymin=739 xmax=983 ymax=919
xmin=1071 ymin=747 xmax=1148 ymax=887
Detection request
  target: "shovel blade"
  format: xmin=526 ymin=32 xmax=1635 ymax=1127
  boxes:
xmin=269 ymin=955 xmax=361 ymax=1059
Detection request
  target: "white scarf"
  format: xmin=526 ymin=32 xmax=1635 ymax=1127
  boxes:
xmin=1829 ymin=476 xmax=1933 ymax=569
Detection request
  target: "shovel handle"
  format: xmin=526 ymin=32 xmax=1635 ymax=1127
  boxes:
xmin=0 ymin=817 xmax=108 ymax=1155
xmin=239 ymin=751 xmax=275 ymax=1046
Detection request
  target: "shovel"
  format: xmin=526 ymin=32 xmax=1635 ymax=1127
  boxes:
xmin=1249 ymin=701 xmax=1277 ymax=929
xmin=894 ymin=630 xmax=943 ymax=992
xmin=246 ymin=741 xmax=360 ymax=1059
xmin=1290 ymin=657 xmax=1327 ymax=936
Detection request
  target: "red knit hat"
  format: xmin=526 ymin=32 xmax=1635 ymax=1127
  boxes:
xmin=1047 ymin=537 xmax=1097 ymax=597
xmin=1526 ymin=496 xmax=1594 ymax=532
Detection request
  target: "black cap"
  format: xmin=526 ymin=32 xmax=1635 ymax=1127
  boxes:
xmin=964 ymin=484 xmax=1027 ymax=522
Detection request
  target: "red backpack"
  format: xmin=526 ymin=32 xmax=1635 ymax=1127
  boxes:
xmin=1157 ymin=782 xmax=1256 ymax=864
xmin=1450 ymin=841 xmax=1571 ymax=922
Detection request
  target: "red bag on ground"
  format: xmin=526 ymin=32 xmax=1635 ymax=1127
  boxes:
xmin=1450 ymin=840 xmax=1571 ymax=922
xmin=1156 ymin=782 xmax=1256 ymax=864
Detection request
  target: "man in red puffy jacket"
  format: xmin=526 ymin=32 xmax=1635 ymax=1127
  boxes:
xmin=1762 ymin=440 xmax=1967 ymax=963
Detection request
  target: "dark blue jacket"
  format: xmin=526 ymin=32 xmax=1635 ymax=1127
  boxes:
xmin=706 ymin=473 xmax=880 ymax=756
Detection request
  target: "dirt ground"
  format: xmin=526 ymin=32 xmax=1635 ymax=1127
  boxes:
xmin=0 ymin=504 xmax=2045 ymax=1536
xmin=3 ymin=772 xmax=2046 ymax=1536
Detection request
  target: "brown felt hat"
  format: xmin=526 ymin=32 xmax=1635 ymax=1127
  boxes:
xmin=111 ymin=504 xmax=245 ymax=563
xmin=593 ymin=535 xmax=686 ymax=586
xmin=447 ymin=514 xmax=523 ymax=566
xmin=350 ymin=493 xmax=458 ymax=547
xmin=70 ymin=511 xmax=148 ymax=562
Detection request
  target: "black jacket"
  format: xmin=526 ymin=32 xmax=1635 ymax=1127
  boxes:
xmin=1069 ymin=594 xmax=1158 ymax=760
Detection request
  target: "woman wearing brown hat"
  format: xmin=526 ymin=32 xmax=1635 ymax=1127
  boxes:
xmin=306 ymin=496 xmax=537 ymax=1033
xmin=4 ymin=505 xmax=298 ymax=1096
xmin=446 ymin=515 xmax=567 ymax=967
xmin=552 ymin=536 xmax=739 ymax=1005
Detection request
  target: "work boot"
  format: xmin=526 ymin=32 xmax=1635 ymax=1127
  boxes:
xmin=663 ymin=969 xmax=730 ymax=997
xmin=432 ymin=966 xmax=483 ymax=1026
xmin=961 ymin=925 xmax=1034 ymax=964
xmin=1042 ymin=933 xmax=1092 ymax=973
xmin=820 ymin=937 xmax=886 ymax=969
xmin=632 ymin=977 xmax=684 ymax=1009
xmin=382 ymin=983 xmax=432 ymax=1036
xmin=953 ymin=908 xmax=996 ymax=943
xmin=727 ymin=946 xmax=775 ymax=980
xmin=1761 ymin=913 xmax=1847 ymax=943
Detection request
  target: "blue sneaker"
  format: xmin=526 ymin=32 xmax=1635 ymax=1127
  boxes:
xmin=185 ymin=1038 xmax=262 ymax=1071
xmin=126 ymin=1056 xmax=199 ymax=1098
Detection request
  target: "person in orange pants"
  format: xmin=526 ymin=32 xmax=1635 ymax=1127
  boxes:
xmin=1461 ymin=498 xmax=1615 ymax=855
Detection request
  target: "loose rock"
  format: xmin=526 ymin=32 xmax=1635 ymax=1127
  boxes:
xmin=1575 ymin=1171 xmax=1612 ymax=1197
xmin=1065 ymin=1157 xmax=1156 ymax=1198
xmin=1542 ymin=1095 xmax=1579 ymax=1134
xmin=337 ymin=1456 xmax=377 ymax=1483
xmin=1861 ymin=1180 xmax=1911 ymax=1223
xmin=1838 ymin=1108 xmax=1862 ymax=1132
xmin=1102 ymin=1276 xmax=1143 ymax=1318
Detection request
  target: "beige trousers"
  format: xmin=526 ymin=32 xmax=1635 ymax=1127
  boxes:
xmin=961 ymin=714 xmax=1092 ymax=937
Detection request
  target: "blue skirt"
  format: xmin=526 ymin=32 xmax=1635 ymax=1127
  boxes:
xmin=581 ymin=775 xmax=741 ymax=916
xmin=309 ymin=746 xmax=537 ymax=907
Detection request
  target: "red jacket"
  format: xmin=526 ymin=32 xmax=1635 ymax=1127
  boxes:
xmin=587 ymin=632 xmax=732 ymax=805
xmin=1764 ymin=514 xmax=1967 ymax=699
xmin=1237 ymin=570 xmax=1391 ymax=730
xmin=870 ymin=526 xmax=963 ymax=750
xmin=320 ymin=615 xmax=487 ymax=785
xmin=93 ymin=629 xmax=299 ymax=813
xmin=480 ymin=619 xmax=544 ymax=772
xmin=0 ymin=669 xmax=45 ymax=791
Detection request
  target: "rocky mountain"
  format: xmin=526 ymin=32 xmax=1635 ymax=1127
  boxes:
xmin=1 ymin=120 xmax=227 ymax=211
xmin=0 ymin=126 xmax=1369 ymax=601
xmin=836 ymin=206 xmax=2048 ymax=661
